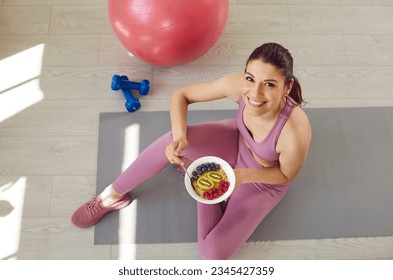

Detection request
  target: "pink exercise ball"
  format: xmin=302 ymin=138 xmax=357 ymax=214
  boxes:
xmin=108 ymin=0 xmax=229 ymax=67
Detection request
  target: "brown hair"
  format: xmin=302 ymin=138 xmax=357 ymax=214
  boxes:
xmin=246 ymin=42 xmax=305 ymax=106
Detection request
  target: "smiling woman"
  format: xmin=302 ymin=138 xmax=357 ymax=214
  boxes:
xmin=71 ymin=42 xmax=312 ymax=260
xmin=245 ymin=43 xmax=304 ymax=107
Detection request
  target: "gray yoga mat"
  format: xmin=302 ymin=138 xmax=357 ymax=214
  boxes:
xmin=95 ymin=107 xmax=393 ymax=245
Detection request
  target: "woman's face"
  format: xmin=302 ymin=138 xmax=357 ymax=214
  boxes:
xmin=242 ymin=59 xmax=292 ymax=117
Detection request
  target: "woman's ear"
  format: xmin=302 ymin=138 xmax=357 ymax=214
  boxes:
xmin=285 ymin=78 xmax=294 ymax=96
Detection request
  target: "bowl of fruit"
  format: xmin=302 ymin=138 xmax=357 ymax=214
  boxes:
xmin=184 ymin=156 xmax=236 ymax=204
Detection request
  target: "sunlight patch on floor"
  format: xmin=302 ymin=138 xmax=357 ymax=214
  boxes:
xmin=0 ymin=177 xmax=27 ymax=260
xmin=118 ymin=124 xmax=141 ymax=259
xmin=0 ymin=44 xmax=45 ymax=122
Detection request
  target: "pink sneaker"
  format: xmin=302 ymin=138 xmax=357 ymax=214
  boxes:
xmin=71 ymin=193 xmax=132 ymax=228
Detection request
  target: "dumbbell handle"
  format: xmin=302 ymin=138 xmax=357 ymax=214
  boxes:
xmin=121 ymin=87 xmax=135 ymax=101
xmin=111 ymin=75 xmax=150 ymax=95
xmin=121 ymin=79 xmax=150 ymax=96
xmin=121 ymin=80 xmax=141 ymax=90
xmin=121 ymin=88 xmax=141 ymax=112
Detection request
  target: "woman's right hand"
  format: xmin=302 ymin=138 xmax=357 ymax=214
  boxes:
xmin=165 ymin=138 xmax=188 ymax=165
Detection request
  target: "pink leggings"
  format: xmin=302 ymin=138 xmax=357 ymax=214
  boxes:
xmin=113 ymin=119 xmax=289 ymax=259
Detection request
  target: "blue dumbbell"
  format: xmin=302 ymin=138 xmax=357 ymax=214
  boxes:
xmin=111 ymin=75 xmax=141 ymax=112
xmin=123 ymin=88 xmax=141 ymax=112
xmin=111 ymin=74 xmax=150 ymax=95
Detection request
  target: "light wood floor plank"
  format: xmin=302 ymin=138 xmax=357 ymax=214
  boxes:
xmin=0 ymin=176 xmax=52 ymax=217
xmin=297 ymin=66 xmax=393 ymax=99
xmin=289 ymin=6 xmax=393 ymax=35
xmin=50 ymin=176 xmax=96 ymax=218
xmin=345 ymin=35 xmax=393 ymax=66
xmin=225 ymin=5 xmax=290 ymax=34
xmin=152 ymin=65 xmax=240 ymax=98
xmin=18 ymin=217 xmax=111 ymax=260
xmin=110 ymin=236 xmax=393 ymax=260
xmin=98 ymin=35 xmax=152 ymax=67
xmin=49 ymin=6 xmax=112 ymax=35
xmin=0 ymin=6 xmax=51 ymax=35
xmin=0 ymin=136 xmax=97 ymax=176
xmin=39 ymin=65 xmax=153 ymax=100
xmin=189 ymin=34 xmax=347 ymax=66
xmin=232 ymin=237 xmax=393 ymax=260
xmin=0 ymin=99 xmax=183 ymax=137
xmin=0 ymin=35 xmax=100 ymax=66
xmin=4 ymin=0 xmax=105 ymax=5
xmin=237 ymin=0 xmax=393 ymax=5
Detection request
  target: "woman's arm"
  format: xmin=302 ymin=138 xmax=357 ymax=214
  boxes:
xmin=166 ymin=74 xmax=244 ymax=165
xmin=234 ymin=166 xmax=290 ymax=186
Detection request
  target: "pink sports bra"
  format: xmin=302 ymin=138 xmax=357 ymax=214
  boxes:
xmin=236 ymin=97 xmax=297 ymax=162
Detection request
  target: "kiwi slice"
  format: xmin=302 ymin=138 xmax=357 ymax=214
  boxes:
xmin=207 ymin=171 xmax=224 ymax=183
xmin=196 ymin=176 xmax=215 ymax=190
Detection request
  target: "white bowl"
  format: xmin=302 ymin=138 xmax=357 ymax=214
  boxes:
xmin=184 ymin=156 xmax=236 ymax=204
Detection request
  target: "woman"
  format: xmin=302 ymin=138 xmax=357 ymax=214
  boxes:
xmin=72 ymin=42 xmax=312 ymax=260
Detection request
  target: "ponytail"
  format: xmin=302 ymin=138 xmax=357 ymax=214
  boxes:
xmin=288 ymin=76 xmax=306 ymax=107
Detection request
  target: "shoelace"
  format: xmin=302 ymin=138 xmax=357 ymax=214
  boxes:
xmin=85 ymin=197 xmax=102 ymax=216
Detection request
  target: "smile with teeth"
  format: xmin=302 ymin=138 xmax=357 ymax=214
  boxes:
xmin=248 ymin=97 xmax=267 ymax=107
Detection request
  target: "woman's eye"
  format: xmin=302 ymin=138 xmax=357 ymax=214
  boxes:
xmin=265 ymin=82 xmax=275 ymax=88
xmin=245 ymin=76 xmax=254 ymax=82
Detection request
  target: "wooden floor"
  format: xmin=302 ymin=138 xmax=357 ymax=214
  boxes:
xmin=1 ymin=0 xmax=393 ymax=260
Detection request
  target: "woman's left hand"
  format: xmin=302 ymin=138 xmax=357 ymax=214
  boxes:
xmin=165 ymin=138 xmax=188 ymax=165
